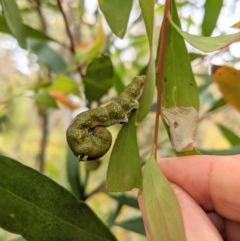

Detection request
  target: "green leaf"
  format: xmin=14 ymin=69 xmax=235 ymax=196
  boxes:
xmin=98 ymin=0 xmax=133 ymax=38
xmin=35 ymin=88 xmax=58 ymax=114
xmin=83 ymin=56 xmax=114 ymax=102
xmin=136 ymin=54 xmax=155 ymax=123
xmin=28 ymin=39 xmax=67 ymax=73
xmin=1 ymin=0 xmax=26 ymax=48
xmin=115 ymin=217 xmax=145 ymax=235
xmin=0 ymin=15 xmax=56 ymax=43
xmin=48 ymin=75 xmax=79 ymax=95
xmin=107 ymin=113 xmax=142 ymax=192
xmin=217 ymin=124 xmax=240 ymax=145
xmin=168 ymin=13 xmax=240 ymax=52
xmin=202 ymin=0 xmax=223 ymax=36
xmin=162 ymin=1 xmax=199 ymax=109
xmin=142 ymin=155 xmax=186 ymax=241
xmin=138 ymin=0 xmax=155 ymax=44
xmin=161 ymin=0 xmax=199 ymax=153
xmin=0 ymin=155 xmax=116 ymax=241
xmin=136 ymin=0 xmax=156 ymax=123
xmin=110 ymin=194 xmax=139 ymax=209
xmin=66 ymin=147 xmax=84 ymax=200
xmin=206 ymin=98 xmax=226 ymax=113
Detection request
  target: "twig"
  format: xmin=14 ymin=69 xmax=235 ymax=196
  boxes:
xmin=35 ymin=1 xmax=49 ymax=173
xmin=39 ymin=113 xmax=48 ymax=173
xmin=56 ymin=0 xmax=83 ymax=77
xmin=36 ymin=0 xmax=47 ymax=31
xmin=153 ymin=0 xmax=171 ymax=159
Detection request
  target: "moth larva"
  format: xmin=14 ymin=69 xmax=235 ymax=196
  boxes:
xmin=66 ymin=76 xmax=145 ymax=161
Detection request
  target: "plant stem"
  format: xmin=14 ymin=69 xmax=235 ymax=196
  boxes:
xmin=153 ymin=0 xmax=171 ymax=159
xmin=36 ymin=0 xmax=47 ymax=31
xmin=56 ymin=0 xmax=83 ymax=77
xmin=39 ymin=113 xmax=48 ymax=173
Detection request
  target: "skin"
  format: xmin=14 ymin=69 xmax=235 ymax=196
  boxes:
xmin=138 ymin=155 xmax=240 ymax=241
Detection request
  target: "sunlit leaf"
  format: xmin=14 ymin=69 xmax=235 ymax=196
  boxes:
xmin=211 ymin=65 xmax=240 ymax=111
xmin=142 ymin=155 xmax=186 ymax=241
xmin=74 ymin=21 xmax=105 ymax=65
xmin=83 ymin=56 xmax=114 ymax=102
xmin=48 ymin=75 xmax=79 ymax=95
xmin=0 ymin=155 xmax=117 ymax=241
xmin=168 ymin=13 xmax=240 ymax=52
xmin=98 ymin=0 xmax=133 ymax=38
xmin=1 ymin=0 xmax=26 ymax=48
xmin=138 ymin=0 xmax=155 ymax=44
xmin=107 ymin=113 xmax=142 ymax=192
xmin=202 ymin=0 xmax=223 ymax=36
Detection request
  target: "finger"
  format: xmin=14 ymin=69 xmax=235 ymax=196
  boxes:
xmin=158 ymin=155 xmax=240 ymax=222
xmin=225 ymin=220 xmax=240 ymax=241
xmin=138 ymin=184 xmax=223 ymax=241
xmin=208 ymin=213 xmax=240 ymax=241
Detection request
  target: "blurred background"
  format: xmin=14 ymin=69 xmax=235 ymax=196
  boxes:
xmin=1 ymin=0 xmax=240 ymax=240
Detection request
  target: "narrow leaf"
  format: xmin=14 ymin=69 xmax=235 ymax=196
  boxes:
xmin=98 ymin=0 xmax=133 ymax=38
xmin=162 ymin=0 xmax=199 ymax=153
xmin=10 ymin=237 xmax=27 ymax=241
xmin=1 ymin=0 xmax=26 ymax=48
xmin=115 ymin=217 xmax=145 ymax=235
xmin=136 ymin=55 xmax=155 ymax=123
xmin=202 ymin=0 xmax=223 ymax=36
xmin=107 ymin=113 xmax=142 ymax=192
xmin=110 ymin=194 xmax=139 ymax=209
xmin=136 ymin=0 xmax=156 ymax=122
xmin=142 ymin=155 xmax=186 ymax=241
xmin=217 ymin=124 xmax=240 ymax=145
xmin=168 ymin=13 xmax=240 ymax=52
xmin=0 ymin=155 xmax=116 ymax=241
xmin=205 ymin=97 xmax=226 ymax=113
xmin=138 ymin=0 xmax=155 ymax=44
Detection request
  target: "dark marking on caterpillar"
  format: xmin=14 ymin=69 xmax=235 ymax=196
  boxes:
xmin=66 ymin=76 xmax=145 ymax=161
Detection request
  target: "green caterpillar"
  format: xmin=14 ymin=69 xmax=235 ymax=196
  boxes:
xmin=66 ymin=76 xmax=145 ymax=161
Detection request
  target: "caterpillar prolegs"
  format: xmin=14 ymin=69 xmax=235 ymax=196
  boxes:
xmin=66 ymin=76 xmax=145 ymax=161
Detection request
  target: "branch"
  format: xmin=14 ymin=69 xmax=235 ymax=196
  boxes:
xmin=153 ymin=0 xmax=171 ymax=159
xmin=56 ymin=0 xmax=83 ymax=77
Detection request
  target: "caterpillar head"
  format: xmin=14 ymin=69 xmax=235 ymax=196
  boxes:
xmin=66 ymin=126 xmax=112 ymax=161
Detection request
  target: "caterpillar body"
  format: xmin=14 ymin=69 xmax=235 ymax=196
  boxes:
xmin=66 ymin=76 xmax=145 ymax=161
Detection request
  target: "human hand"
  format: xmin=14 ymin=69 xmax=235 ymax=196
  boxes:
xmin=138 ymin=155 xmax=240 ymax=241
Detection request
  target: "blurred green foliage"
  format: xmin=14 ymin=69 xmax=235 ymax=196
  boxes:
xmin=0 ymin=0 xmax=240 ymax=240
